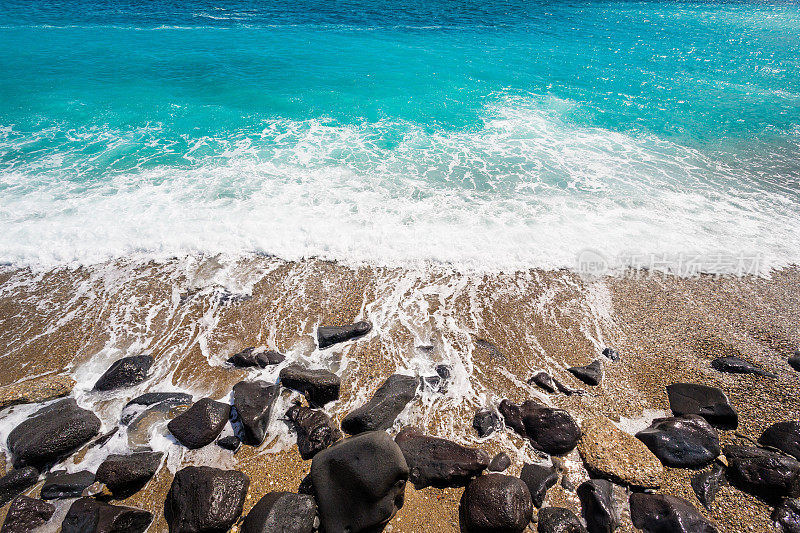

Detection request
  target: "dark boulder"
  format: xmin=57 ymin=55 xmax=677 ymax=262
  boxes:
xmin=691 ymin=463 xmax=726 ymax=510
xmin=459 ymin=473 xmax=533 ymax=533
xmin=311 ymin=431 xmax=408 ymax=533
xmin=167 ymin=398 xmax=231 ymax=449
xmin=341 ymin=374 xmax=418 ymax=435
xmin=61 ymin=497 xmax=152 ymax=533
xmin=7 ymin=398 xmax=101 ymax=468
xmin=41 ymin=470 xmax=96 ymax=500
xmin=217 ymin=435 xmax=241 ymax=452
xmin=395 ymin=427 xmax=490 ymax=489
xmin=488 ymin=452 xmax=511 ymax=472
xmin=577 ymin=479 xmax=618 ymax=533
xmin=711 ymin=356 xmax=776 ymax=377
xmin=227 ymin=348 xmax=285 ymax=368
xmin=773 ymin=498 xmax=800 ymax=533
xmin=724 ymin=445 xmax=800 ymax=500
xmin=537 ymin=507 xmax=587 ymax=533
xmin=602 ymin=347 xmax=620 ymax=361
xmin=635 ymin=415 xmax=720 ymax=468
xmin=629 ymin=492 xmax=717 ymax=533
xmin=121 ymin=392 xmax=193 ymax=424
xmin=473 ymin=408 xmax=501 ymax=438
xmin=790 ymin=352 xmax=800 ymax=372
xmin=666 ymin=383 xmax=738 ymax=430
xmin=421 ymin=364 xmax=452 ymax=393
xmin=0 ymin=467 xmax=39 ymax=507
xmin=241 ymin=491 xmax=317 ymax=533
xmin=280 ymin=365 xmax=341 ymax=407
xmin=233 ymin=380 xmax=280 ymax=445
xmin=93 ymin=355 xmax=153 ymax=391
xmin=95 ymin=451 xmax=163 ymax=498
xmin=286 ymin=404 xmax=342 ymax=460
xmin=567 ymin=359 xmax=603 ymax=386
xmin=164 ymin=466 xmax=250 ymax=533
xmin=760 ymin=421 xmax=800 ymax=461
xmin=317 ymin=321 xmax=372 ymax=349
xmin=528 ymin=372 xmax=583 ymax=396
xmin=520 ymin=463 xmax=557 ymax=508
xmin=1 ymin=495 xmax=55 ymax=533
xmin=499 ymin=400 xmax=581 ymax=455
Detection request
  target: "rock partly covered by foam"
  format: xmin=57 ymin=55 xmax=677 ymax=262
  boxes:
xmin=666 ymin=383 xmax=738 ymax=430
xmin=459 ymin=473 xmax=533 ymax=533
xmin=167 ymin=398 xmax=231 ymax=449
xmin=635 ymin=415 xmax=720 ymax=468
xmin=233 ymin=380 xmax=280 ymax=446
xmin=473 ymin=408 xmax=502 ymax=438
xmin=228 ymin=347 xmax=285 ymax=368
xmin=629 ymin=493 xmax=717 ymax=533
xmin=567 ymin=359 xmax=603 ymax=386
xmin=577 ymin=479 xmax=618 ymax=533
xmin=95 ymin=451 xmax=163 ymax=498
xmin=1 ymin=495 xmax=55 ymax=533
xmin=519 ymin=462 xmax=558 ymax=508
xmin=0 ymin=375 xmax=75 ymax=410
xmin=691 ymin=463 xmax=726 ymax=510
xmin=241 ymin=491 xmax=318 ymax=533
xmin=7 ymin=398 xmax=101 ymax=468
xmin=164 ymin=466 xmax=250 ymax=533
xmin=395 ymin=427 xmax=490 ymax=489
xmin=61 ymin=497 xmax=153 ymax=533
xmin=41 ymin=470 xmax=95 ymax=500
xmin=602 ymin=347 xmax=620 ymax=361
xmin=317 ymin=321 xmax=372 ymax=349
xmin=499 ymin=399 xmax=581 ymax=456
xmin=286 ymin=405 xmax=342 ymax=460
xmin=93 ymin=355 xmax=153 ymax=391
xmin=311 ymin=431 xmax=408 ymax=533
xmin=577 ymin=416 xmax=663 ymax=489
xmin=280 ymin=365 xmax=341 ymax=407
xmin=760 ymin=421 xmax=800 ymax=461
xmin=341 ymin=374 xmax=418 ymax=435
xmin=0 ymin=467 xmax=39 ymax=507
xmin=724 ymin=445 xmax=800 ymax=500
xmin=536 ymin=507 xmax=587 ymax=533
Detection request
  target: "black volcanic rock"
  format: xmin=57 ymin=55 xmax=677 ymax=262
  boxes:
xmin=499 ymin=399 xmax=581 ymax=455
xmin=760 ymin=421 xmax=800 ymax=461
xmin=711 ymin=356 xmax=776 ymax=377
xmin=691 ymin=463 xmax=726 ymax=510
xmin=121 ymin=392 xmax=193 ymax=424
xmin=459 ymin=473 xmax=533 ymax=533
xmin=228 ymin=347 xmax=285 ymax=368
xmin=311 ymin=431 xmax=408 ymax=533
xmin=280 ymin=365 xmax=341 ymax=407
xmin=217 ymin=435 xmax=242 ymax=452
xmin=488 ymin=452 xmax=511 ymax=472
xmin=629 ymin=492 xmax=717 ymax=533
xmin=519 ymin=463 xmax=558 ymax=508
xmin=95 ymin=451 xmax=163 ymax=498
xmin=790 ymin=352 xmax=800 ymax=372
xmin=666 ymin=383 xmax=738 ymax=430
xmin=577 ymin=479 xmax=618 ymax=533
xmin=233 ymin=380 xmax=280 ymax=445
xmin=602 ymin=347 xmax=620 ymax=361
xmin=636 ymin=415 xmax=720 ymax=468
xmin=61 ymin=497 xmax=152 ymax=533
xmin=773 ymin=498 xmax=800 ymax=533
xmin=93 ymin=355 xmax=153 ymax=391
xmin=724 ymin=445 xmax=800 ymax=500
xmin=1 ymin=495 xmax=55 ymax=533
xmin=395 ymin=427 xmax=490 ymax=489
xmin=41 ymin=470 xmax=96 ymax=500
xmin=164 ymin=466 xmax=250 ymax=533
xmin=7 ymin=398 xmax=101 ymax=468
xmin=167 ymin=397 xmax=231 ymax=449
xmin=286 ymin=404 xmax=342 ymax=460
xmin=241 ymin=491 xmax=317 ymax=533
xmin=317 ymin=321 xmax=372 ymax=349
xmin=567 ymin=359 xmax=603 ymax=386
xmin=341 ymin=374 xmax=418 ymax=434
xmin=529 ymin=371 xmax=558 ymax=393
xmin=0 ymin=467 xmax=39 ymax=507
xmin=473 ymin=408 xmax=501 ymax=438
xmin=537 ymin=507 xmax=587 ymax=533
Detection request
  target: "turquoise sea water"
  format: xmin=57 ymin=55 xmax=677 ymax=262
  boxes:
xmin=0 ymin=0 xmax=798 ymax=269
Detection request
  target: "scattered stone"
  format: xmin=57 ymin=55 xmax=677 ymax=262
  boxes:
xmin=93 ymin=355 xmax=153 ymax=391
xmin=233 ymin=380 xmax=280 ymax=445
xmin=0 ymin=467 xmax=39 ymax=507
xmin=241 ymin=491 xmax=318 ymax=533
xmin=41 ymin=470 xmax=96 ymax=500
xmin=167 ymin=397 xmax=231 ymax=449
xmin=1 ymin=495 xmax=55 ymax=533
xmin=724 ymin=445 xmax=800 ymax=500
xmin=7 ymin=398 xmax=101 ymax=468
xmin=577 ymin=416 xmax=663 ymax=489
xmin=666 ymin=383 xmax=738 ymax=430
xmin=311 ymin=431 xmax=408 ymax=533
xmin=164 ymin=466 xmax=250 ymax=533
xmin=421 ymin=365 xmax=452 ymax=393
xmin=488 ymin=452 xmax=511 ymax=472
xmin=121 ymin=392 xmax=193 ymax=424
xmin=227 ymin=347 xmax=285 ymax=368
xmin=629 ymin=492 xmax=717 ymax=533
xmin=280 ymin=365 xmax=341 ymax=407
xmin=711 ymin=356 xmax=777 ymax=377
xmin=341 ymin=374 xmax=418 ymax=434
xmin=691 ymin=463 xmax=726 ymax=510
xmin=474 ymin=338 xmax=507 ymax=361
xmin=95 ymin=451 xmax=163 ymax=498
xmin=537 ymin=507 xmax=587 ymax=533
xmin=217 ymin=435 xmax=242 ymax=452
xmin=61 ymin=497 xmax=153 ymax=533
xmin=519 ymin=463 xmax=558 ymax=508
xmin=395 ymin=427 xmax=490 ymax=489
xmin=286 ymin=405 xmax=342 ymax=460
xmin=760 ymin=421 xmax=800 ymax=461
xmin=317 ymin=321 xmax=372 ymax=349
xmin=567 ymin=359 xmax=603 ymax=386
xmin=473 ymin=408 xmax=502 ymax=438
xmin=790 ymin=352 xmax=800 ymax=372
xmin=635 ymin=415 xmax=720 ymax=468
xmin=773 ymin=498 xmax=800 ymax=533
xmin=0 ymin=375 xmax=75 ymax=410
xmin=602 ymin=347 xmax=620 ymax=361
xmin=529 ymin=371 xmax=558 ymax=393
xmin=459 ymin=473 xmax=533 ymax=533
xmin=577 ymin=479 xmax=618 ymax=533
xmin=499 ymin=400 xmax=582 ymax=456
